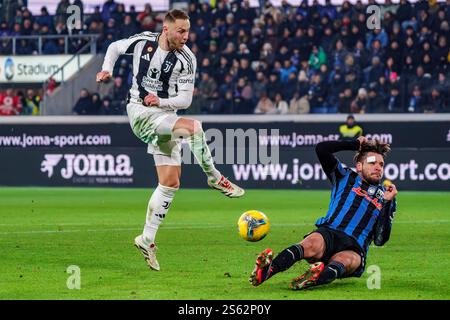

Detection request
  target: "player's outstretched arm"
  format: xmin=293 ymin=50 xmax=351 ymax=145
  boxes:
xmin=98 ymin=37 xmax=139 ymax=82
xmin=315 ymin=138 xmax=361 ymax=180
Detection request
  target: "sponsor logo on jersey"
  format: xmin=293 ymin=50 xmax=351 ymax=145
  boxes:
xmin=141 ymin=53 xmax=152 ymax=61
xmin=142 ymin=76 xmax=163 ymax=91
xmin=352 ymin=187 xmax=383 ymax=210
xmin=149 ymin=68 xmax=160 ymax=79
xmin=178 ymin=78 xmax=194 ymax=84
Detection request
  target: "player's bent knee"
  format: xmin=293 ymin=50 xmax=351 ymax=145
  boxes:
xmin=350 ymin=253 xmax=361 ymax=269
xmin=300 ymin=235 xmax=325 ymax=259
xmin=159 ymin=180 xmax=180 ymax=189
xmin=332 ymin=252 xmax=361 ymax=271
xmin=192 ymin=119 xmax=203 ymax=135
xmin=158 ymin=175 xmax=180 ymax=189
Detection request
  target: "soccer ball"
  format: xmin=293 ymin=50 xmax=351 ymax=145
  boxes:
xmin=383 ymin=179 xmax=392 ymax=188
xmin=237 ymin=210 xmax=270 ymax=242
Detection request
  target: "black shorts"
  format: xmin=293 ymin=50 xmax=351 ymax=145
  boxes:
xmin=304 ymin=226 xmax=366 ymax=278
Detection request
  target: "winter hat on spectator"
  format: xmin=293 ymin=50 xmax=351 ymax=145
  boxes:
xmin=389 ymin=72 xmax=398 ymax=81
xmin=358 ymin=88 xmax=367 ymax=98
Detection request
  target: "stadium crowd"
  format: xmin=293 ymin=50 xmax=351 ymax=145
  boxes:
xmin=0 ymin=0 xmax=449 ymax=115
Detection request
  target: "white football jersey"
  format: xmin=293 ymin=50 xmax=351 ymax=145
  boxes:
xmin=102 ymin=32 xmax=196 ymax=111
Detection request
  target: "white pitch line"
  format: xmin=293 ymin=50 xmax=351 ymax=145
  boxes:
xmin=0 ymin=220 xmax=448 ymax=236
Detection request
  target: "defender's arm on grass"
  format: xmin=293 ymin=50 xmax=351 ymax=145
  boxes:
xmin=315 ymin=139 xmax=361 ymax=182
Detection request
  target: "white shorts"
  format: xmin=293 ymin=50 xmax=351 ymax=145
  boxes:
xmin=126 ymin=103 xmax=181 ymax=166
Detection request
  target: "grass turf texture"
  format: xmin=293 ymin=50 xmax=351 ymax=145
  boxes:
xmin=0 ymin=188 xmax=449 ymax=300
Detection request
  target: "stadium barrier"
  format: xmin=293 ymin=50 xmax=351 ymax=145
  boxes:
xmin=1 ymin=114 xmax=449 ymax=190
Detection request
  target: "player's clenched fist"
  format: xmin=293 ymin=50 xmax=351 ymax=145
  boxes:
xmin=357 ymin=136 xmax=367 ymax=148
xmin=96 ymin=71 xmax=111 ymax=83
xmin=383 ymin=183 xmax=398 ymax=201
xmin=144 ymin=93 xmax=160 ymax=107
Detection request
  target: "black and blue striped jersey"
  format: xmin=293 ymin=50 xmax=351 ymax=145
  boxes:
xmin=315 ymin=140 xmax=397 ymax=254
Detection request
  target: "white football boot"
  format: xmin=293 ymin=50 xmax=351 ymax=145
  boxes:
xmin=207 ymin=175 xmax=245 ymax=198
xmin=134 ymin=235 xmax=160 ymax=271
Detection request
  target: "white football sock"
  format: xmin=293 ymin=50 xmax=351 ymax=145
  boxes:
xmin=143 ymin=184 xmax=178 ymax=244
xmin=188 ymin=129 xmax=221 ymax=181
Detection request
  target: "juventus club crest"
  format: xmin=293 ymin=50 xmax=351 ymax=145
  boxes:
xmin=163 ymin=61 xmax=173 ymax=73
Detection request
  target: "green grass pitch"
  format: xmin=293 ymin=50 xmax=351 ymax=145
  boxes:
xmin=0 ymin=188 xmax=449 ymax=300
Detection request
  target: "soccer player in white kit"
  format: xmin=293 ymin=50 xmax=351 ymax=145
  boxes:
xmin=96 ymin=9 xmax=244 ymax=271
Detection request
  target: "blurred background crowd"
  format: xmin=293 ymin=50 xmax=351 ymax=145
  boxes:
xmin=0 ymin=0 xmax=449 ymax=116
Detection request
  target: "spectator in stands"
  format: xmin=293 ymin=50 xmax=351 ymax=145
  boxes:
xmin=46 ymin=78 xmax=57 ymax=96
xmin=424 ymin=88 xmax=443 ymax=113
xmin=86 ymin=5 xmax=103 ymax=25
xmin=387 ymin=85 xmax=403 ymax=113
xmin=407 ymin=85 xmax=426 ymax=113
xmin=204 ymin=40 xmax=220 ymax=68
xmin=24 ymin=89 xmax=41 ymax=115
xmin=254 ymin=92 xmax=276 ymax=114
xmin=338 ymin=88 xmax=354 ymax=114
xmin=22 ymin=18 xmax=33 ymax=36
xmin=330 ymin=39 xmax=348 ymax=69
xmin=266 ymin=72 xmax=282 ymax=101
xmin=435 ymin=72 xmax=450 ymax=110
xmin=350 ymin=88 xmax=368 ymax=114
xmin=73 ymin=89 xmax=92 ymax=115
xmin=102 ymin=0 xmax=118 ymax=24
xmin=260 ymin=42 xmax=275 ymax=66
xmin=110 ymin=77 xmax=128 ymax=114
xmin=309 ymin=45 xmax=327 ymax=71
xmin=118 ymin=14 xmax=139 ymax=39
xmin=42 ymin=36 xmax=59 ymax=54
xmin=198 ymin=72 xmax=217 ymax=102
xmin=55 ymin=0 xmax=70 ymax=26
xmin=208 ymin=89 xmax=234 ymax=114
xmin=218 ymin=73 xmax=234 ymax=98
xmin=308 ymin=73 xmax=327 ymax=113
xmin=55 ymin=38 xmax=66 ymax=54
xmin=89 ymin=93 xmax=102 ymax=115
xmin=237 ymin=58 xmax=255 ymax=83
xmin=233 ymin=77 xmax=253 ymax=114
xmin=189 ymin=88 xmax=207 ymax=115
xmin=283 ymin=71 xmax=299 ymax=102
xmin=104 ymin=18 xmax=119 ymax=41
xmin=367 ymin=87 xmax=386 ymax=113
xmin=101 ymin=32 xmax=115 ymax=53
xmin=16 ymin=38 xmax=34 ymax=55
xmin=10 ymin=23 xmax=21 ymax=37
xmin=0 ymin=89 xmax=22 ymax=116
xmin=338 ymin=115 xmax=363 ymax=140
xmin=0 ymin=39 xmax=12 ymax=56
xmin=99 ymin=96 xmax=113 ymax=115
xmin=0 ymin=21 xmax=9 ymax=37
xmin=289 ymin=91 xmax=310 ymax=114
xmin=274 ymin=93 xmax=289 ymax=114
xmin=112 ymin=3 xmax=126 ymax=24
xmin=435 ymin=36 xmax=449 ymax=73
xmin=279 ymin=60 xmax=297 ymax=83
